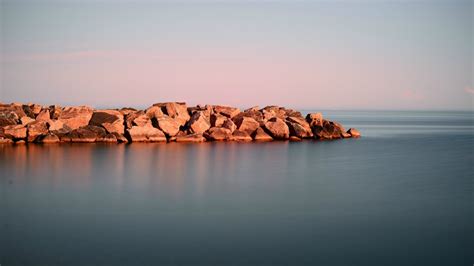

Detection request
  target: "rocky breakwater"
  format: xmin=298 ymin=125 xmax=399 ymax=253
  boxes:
xmin=0 ymin=102 xmax=361 ymax=144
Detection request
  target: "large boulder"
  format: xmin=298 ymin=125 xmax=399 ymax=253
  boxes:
xmin=36 ymin=109 xmax=51 ymax=122
xmin=118 ymin=107 xmax=137 ymax=116
xmin=188 ymin=105 xmax=213 ymax=117
xmin=0 ymin=116 xmax=17 ymax=127
xmin=287 ymin=116 xmax=313 ymax=138
xmin=37 ymin=133 xmax=60 ymax=144
xmin=20 ymin=116 xmax=35 ymax=125
xmin=62 ymin=125 xmax=107 ymax=143
xmin=3 ymin=125 xmax=27 ymax=140
xmin=264 ymin=118 xmax=290 ymax=139
xmin=156 ymin=117 xmax=180 ymax=137
xmin=210 ymin=113 xmax=227 ymax=127
xmin=48 ymin=105 xmax=62 ymax=119
xmin=0 ymin=104 xmax=26 ymax=124
xmin=27 ymin=121 xmax=49 ymax=142
xmin=233 ymin=109 xmax=265 ymax=127
xmin=347 ymin=128 xmax=361 ymax=138
xmin=222 ymin=118 xmax=237 ymax=133
xmin=89 ymin=110 xmax=124 ymax=134
xmin=204 ymin=127 xmax=232 ymax=141
xmin=253 ymin=127 xmax=273 ymax=141
xmin=126 ymin=124 xmax=167 ymax=142
xmin=187 ymin=112 xmax=210 ymax=134
xmin=145 ymin=106 xmax=165 ymax=120
xmin=152 ymin=102 xmax=190 ymax=127
xmin=58 ymin=106 xmax=93 ymax=130
xmin=306 ymin=113 xmax=323 ymax=127
xmin=175 ymin=133 xmax=206 ymax=143
xmin=261 ymin=106 xmax=286 ymax=120
xmin=234 ymin=117 xmax=260 ymax=135
xmin=231 ymin=130 xmax=252 ymax=141
xmin=313 ymin=120 xmax=344 ymax=139
xmin=213 ymin=105 xmax=240 ymax=118
xmin=29 ymin=104 xmax=43 ymax=116
xmin=125 ymin=111 xmax=149 ymax=128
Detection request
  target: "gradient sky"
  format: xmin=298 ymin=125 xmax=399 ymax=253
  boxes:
xmin=1 ymin=0 xmax=472 ymax=110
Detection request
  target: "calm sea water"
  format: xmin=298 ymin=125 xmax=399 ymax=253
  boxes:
xmin=1 ymin=111 xmax=473 ymax=266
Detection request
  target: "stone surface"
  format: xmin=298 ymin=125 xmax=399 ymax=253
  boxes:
xmin=213 ymin=105 xmax=240 ymax=118
xmin=347 ymin=128 xmax=361 ymax=138
xmin=306 ymin=113 xmax=323 ymax=127
xmin=38 ymin=133 xmax=60 ymax=143
xmin=231 ymin=130 xmax=252 ymax=141
xmin=287 ymin=116 xmax=313 ymax=138
xmin=253 ymin=127 xmax=273 ymax=141
xmin=264 ymin=118 xmax=290 ymax=139
xmin=234 ymin=117 xmax=260 ymax=135
xmin=156 ymin=117 xmax=181 ymax=137
xmin=204 ymin=127 xmax=232 ymax=141
xmin=49 ymin=105 xmax=62 ymax=120
xmin=36 ymin=109 xmax=51 ymax=122
xmin=153 ymin=102 xmax=190 ymax=127
xmin=127 ymin=124 xmax=167 ymax=142
xmin=65 ymin=125 xmax=106 ymax=143
xmin=3 ymin=125 xmax=27 ymax=139
xmin=210 ymin=113 xmax=227 ymax=127
xmin=187 ymin=112 xmax=211 ymax=134
xmin=27 ymin=121 xmax=49 ymax=142
xmin=58 ymin=106 xmax=93 ymax=130
xmin=175 ymin=133 xmax=206 ymax=143
xmin=20 ymin=116 xmax=35 ymax=125
xmin=89 ymin=110 xmax=124 ymax=134
xmin=1 ymin=102 xmax=356 ymax=144
xmin=222 ymin=118 xmax=237 ymax=133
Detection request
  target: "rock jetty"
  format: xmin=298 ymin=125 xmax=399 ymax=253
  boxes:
xmin=0 ymin=102 xmax=361 ymax=144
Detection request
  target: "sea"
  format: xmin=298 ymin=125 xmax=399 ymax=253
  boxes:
xmin=1 ymin=110 xmax=473 ymax=266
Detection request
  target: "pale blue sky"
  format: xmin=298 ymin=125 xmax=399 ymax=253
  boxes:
xmin=1 ymin=0 xmax=472 ymax=110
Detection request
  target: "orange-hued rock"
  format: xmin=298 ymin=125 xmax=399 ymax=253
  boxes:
xmin=222 ymin=118 xmax=237 ymax=133
xmin=36 ymin=109 xmax=51 ymax=122
xmin=289 ymin=136 xmax=302 ymax=141
xmin=175 ymin=133 xmax=206 ymax=143
xmin=210 ymin=113 xmax=227 ymax=127
xmin=3 ymin=125 xmax=27 ymax=139
xmin=204 ymin=127 xmax=232 ymax=141
xmin=0 ymin=137 xmax=14 ymax=144
xmin=231 ymin=130 xmax=252 ymax=141
xmin=306 ymin=113 xmax=323 ymax=127
xmin=1 ymin=102 xmax=358 ymax=144
xmin=156 ymin=117 xmax=181 ymax=137
xmin=187 ymin=112 xmax=211 ymax=134
xmin=20 ymin=116 xmax=35 ymax=125
xmin=58 ymin=106 xmax=93 ymax=130
xmin=145 ymin=106 xmax=165 ymax=120
xmin=313 ymin=120 xmax=345 ymax=140
xmin=287 ymin=116 xmax=313 ymax=138
xmin=89 ymin=110 xmax=124 ymax=135
xmin=126 ymin=124 xmax=167 ymax=142
xmin=27 ymin=121 xmax=49 ymax=142
xmin=264 ymin=118 xmax=290 ymax=139
xmin=213 ymin=105 xmax=240 ymax=118
xmin=153 ymin=102 xmax=190 ymax=127
xmin=37 ymin=133 xmax=60 ymax=143
xmin=125 ymin=111 xmax=149 ymax=128
xmin=235 ymin=116 xmax=260 ymax=135
xmin=49 ymin=105 xmax=62 ymax=119
xmin=253 ymin=127 xmax=273 ymax=141
xmin=347 ymin=128 xmax=361 ymax=138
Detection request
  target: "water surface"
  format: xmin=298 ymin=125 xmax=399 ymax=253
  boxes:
xmin=1 ymin=111 xmax=473 ymax=266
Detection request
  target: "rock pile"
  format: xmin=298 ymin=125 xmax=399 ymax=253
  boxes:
xmin=0 ymin=102 xmax=360 ymax=144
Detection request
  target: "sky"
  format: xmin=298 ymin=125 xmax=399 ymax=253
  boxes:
xmin=0 ymin=0 xmax=472 ymax=110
